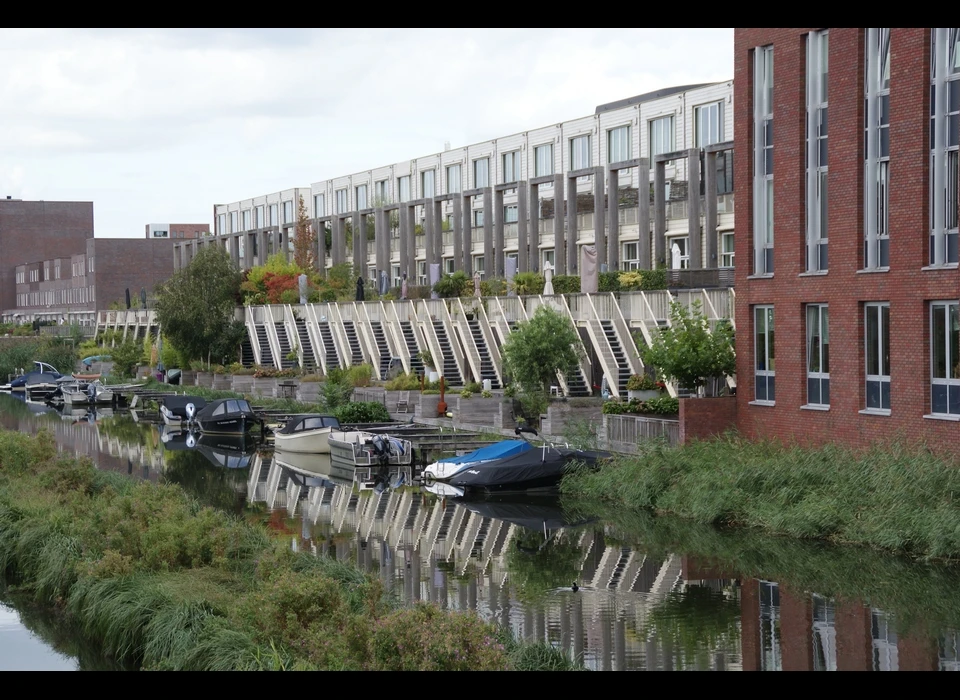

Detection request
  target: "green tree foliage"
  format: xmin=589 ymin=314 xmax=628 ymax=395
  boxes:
xmin=154 ymin=246 xmax=242 ymax=366
xmin=510 ymin=272 xmax=544 ymax=296
xmin=110 ymin=338 xmax=144 ymax=379
xmin=502 ymin=305 xmax=582 ymax=394
xmin=292 ymin=194 xmax=317 ymax=272
xmin=432 ymin=271 xmax=470 ymax=298
xmin=642 ymin=300 xmax=735 ymax=393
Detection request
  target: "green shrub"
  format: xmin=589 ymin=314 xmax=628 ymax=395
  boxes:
xmin=334 ymin=401 xmax=391 ymax=424
xmin=320 ymin=290 xmax=337 ymax=303
xmin=433 ymin=271 xmax=471 ymax=298
xmin=346 ymin=364 xmax=374 ymax=388
xmin=385 ymin=372 xmax=421 ymax=391
xmin=464 ymin=382 xmax=482 ymax=393
xmin=479 ymin=278 xmax=507 ymax=297
xmin=552 ymin=275 xmax=580 ymax=294
xmin=598 ymin=271 xmax=621 ymax=292
xmin=511 ymin=272 xmax=544 ymax=296
xmin=422 ymin=389 xmax=440 ymax=395
xmin=459 ymin=390 xmax=473 ymax=399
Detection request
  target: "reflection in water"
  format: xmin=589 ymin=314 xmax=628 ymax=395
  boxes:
xmin=3 ymin=392 xmax=960 ymax=671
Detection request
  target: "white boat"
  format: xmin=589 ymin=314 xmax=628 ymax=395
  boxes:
xmin=272 ymin=414 xmax=341 ymax=454
xmin=61 ymin=380 xmax=114 ymax=406
xmin=328 ymin=430 xmax=413 ymax=467
xmin=422 ymin=439 xmax=533 ymax=481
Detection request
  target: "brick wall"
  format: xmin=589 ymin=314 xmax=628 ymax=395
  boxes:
xmin=679 ymin=396 xmax=737 ymax=444
xmin=734 ymin=28 xmax=960 ymax=455
xmin=0 ymin=200 xmax=93 ymax=313
xmin=89 ymin=238 xmax=175 ymax=310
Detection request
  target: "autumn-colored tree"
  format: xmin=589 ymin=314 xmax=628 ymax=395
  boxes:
xmin=292 ymin=193 xmax=317 ymax=271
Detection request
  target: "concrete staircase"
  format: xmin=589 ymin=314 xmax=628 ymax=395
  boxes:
xmin=431 ymin=320 xmax=463 ymax=386
xmin=255 ymin=324 xmax=273 ymax=368
xmin=369 ymin=321 xmax=393 ymax=380
xmin=399 ymin=321 xmax=424 ymax=377
xmin=466 ymin=319 xmax=500 ymax=389
xmin=294 ymin=318 xmax=316 ymax=372
xmin=274 ymin=322 xmax=297 ymax=370
xmin=600 ymin=320 xmax=631 ymax=396
xmin=341 ymin=320 xmax=365 ymax=366
xmin=317 ymin=321 xmax=341 ymax=372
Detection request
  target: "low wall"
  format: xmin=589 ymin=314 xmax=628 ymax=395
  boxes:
xmin=679 ymin=396 xmax=737 ymax=444
xmin=540 ymin=401 xmax=603 ymax=437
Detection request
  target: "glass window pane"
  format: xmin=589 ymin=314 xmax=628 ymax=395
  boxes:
xmin=933 ymin=305 xmax=947 ymax=379
xmin=808 ymin=306 xmax=821 ymax=373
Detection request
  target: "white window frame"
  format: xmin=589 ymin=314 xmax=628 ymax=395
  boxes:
xmin=607 ymin=125 xmax=631 ymax=163
xmin=336 ymin=189 xmax=348 ymax=214
xmin=871 ymin=610 xmax=898 ymax=672
xmin=930 ymin=300 xmax=960 ymax=416
xmin=622 ymin=241 xmax=639 ymax=270
xmin=759 ymin=581 xmax=782 ymax=672
xmin=754 ymin=45 xmax=775 ymax=276
xmin=473 ymin=209 xmax=484 ymax=228
xmin=445 ymin=165 xmax=461 ymax=194
xmin=667 ymin=235 xmax=689 ymax=270
xmin=542 ymin=249 xmax=555 ymax=271
xmin=473 ymin=255 xmax=485 ymax=278
xmin=805 ymin=303 xmax=830 ymax=407
xmin=865 ymin=302 xmax=891 ymax=412
xmin=398 ymin=176 xmax=411 ymax=203
xmin=356 ymin=184 xmax=368 ymax=210
xmin=534 ymin=143 xmax=554 ymax=177
xmin=502 ymin=151 xmax=520 ymax=183
xmin=473 ymin=158 xmax=489 ymax=188
xmin=812 ymin=595 xmax=837 ymax=672
xmin=754 ymin=305 xmax=775 ymax=403
xmin=444 ymin=258 xmax=455 ymax=275
xmin=421 ymin=170 xmax=435 ymax=199
xmin=230 ymin=211 xmax=238 ymax=234
xmin=255 ymin=204 xmax=265 ymax=228
xmin=695 ymin=102 xmax=724 ymax=148
xmin=375 ymin=180 xmax=389 ymax=204
xmin=865 ymin=28 xmax=891 ymax=270
xmin=503 ymin=204 xmax=518 ymax=224
xmin=721 ymin=232 xmax=735 ymax=268
xmin=241 ymin=209 xmax=251 ymax=231
xmin=417 ymin=260 xmax=427 ymax=286
xmin=217 ymin=213 xmax=226 ymax=235
xmin=649 ymin=115 xmax=674 ymax=159
xmin=283 ymin=200 xmax=294 ymax=224
xmin=930 ymin=28 xmax=960 ymax=266
xmin=269 ymin=204 xmax=278 ymax=226
xmin=313 ymin=195 xmax=324 ymax=219
xmin=806 ymin=30 xmax=829 ymax=273
xmin=570 ymin=134 xmax=591 ymax=171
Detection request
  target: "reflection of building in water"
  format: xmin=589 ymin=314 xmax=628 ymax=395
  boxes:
xmin=247 ymin=452 xmax=743 ymax=671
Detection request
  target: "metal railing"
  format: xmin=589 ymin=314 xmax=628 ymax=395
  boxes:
xmin=606 ymin=414 xmax=679 ymax=448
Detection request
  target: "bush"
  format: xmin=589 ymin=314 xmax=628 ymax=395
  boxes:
xmin=321 ymin=368 xmax=354 ymax=410
xmin=464 ymin=382 xmax=482 ymax=393
xmin=552 ymin=276 xmax=580 ymax=294
xmin=320 ymin=290 xmax=338 ymax=303
xmin=459 ymin=390 xmax=473 ymax=399
xmin=511 ymin=272 xmax=544 ymax=296
xmin=346 ymin=364 xmax=374 ymax=388
xmin=334 ymin=402 xmax=391 ymax=424
xmin=479 ymin=278 xmax=506 ymax=297
xmin=433 ymin=272 xmax=471 ymax=298
xmin=598 ymin=271 xmax=621 ymax=292
xmin=480 ymin=389 xmax=493 ymax=399
xmin=385 ymin=372 xmax=421 ymax=391
xmin=111 ymin=339 xmax=145 ymax=379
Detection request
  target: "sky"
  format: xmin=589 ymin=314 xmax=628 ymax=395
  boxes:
xmin=0 ymin=28 xmax=733 ymax=238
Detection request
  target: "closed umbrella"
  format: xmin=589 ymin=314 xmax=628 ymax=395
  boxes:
xmin=401 ymin=272 xmax=408 ymax=300
xmin=543 ymin=260 xmax=554 ymax=295
xmin=355 ymin=276 xmax=365 ymax=301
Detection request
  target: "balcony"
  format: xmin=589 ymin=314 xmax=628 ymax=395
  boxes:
xmin=666 ymin=268 xmax=735 ymax=289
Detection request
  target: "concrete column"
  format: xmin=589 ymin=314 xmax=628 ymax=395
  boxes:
xmin=245 ymin=233 xmax=254 ymax=269
xmin=260 ymin=231 xmax=270 ymax=265
xmin=434 ymin=199 xmax=444 ymax=269
xmin=494 ymin=189 xmax=505 ymax=277
xmin=638 ymin=159 xmax=651 ymax=270
xmin=374 ymin=208 xmax=386 ymax=280
xmin=316 ymin=221 xmax=326 ymax=277
xmin=462 ymin=195 xmax=473 ymax=275
xmin=528 ymin=183 xmax=540 ymax=272
xmin=517 ymin=182 xmax=528 ymax=273
xmin=607 ymin=168 xmax=619 ymax=271
xmin=654 ymin=161 xmax=667 ymax=268
xmin=352 ymin=211 xmax=362 ymax=274
xmin=704 ymin=151 xmax=719 ymax=268
xmin=424 ymin=199 xmax=436 ymax=271
xmin=452 ymin=197 xmax=463 ymax=272
xmin=332 ymin=217 xmax=345 ymax=266
xmin=594 ymin=165 xmax=606 ymax=271
xmin=398 ymin=210 xmax=409 ymax=282
xmin=482 ymin=187 xmax=493 ymax=277
xmin=687 ymin=148 xmax=702 ymax=269
xmin=405 ymin=205 xmax=416 ymax=281
xmin=553 ymin=174 xmax=565 ymax=275
xmin=360 ymin=213 xmax=370 ymax=276
xmin=566 ymin=175 xmax=578 ymax=274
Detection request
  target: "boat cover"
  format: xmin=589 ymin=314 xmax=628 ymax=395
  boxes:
xmin=437 ymin=439 xmax=532 ymax=464
xmin=449 ymin=448 xmax=611 ymax=492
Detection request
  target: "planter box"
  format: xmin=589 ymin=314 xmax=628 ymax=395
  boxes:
xmin=180 ymin=370 xmax=198 ymax=386
xmin=627 ymin=389 xmax=659 ymax=401
xmin=231 ymin=376 xmax=255 ymax=394
xmin=196 ymin=371 xmax=214 ymax=388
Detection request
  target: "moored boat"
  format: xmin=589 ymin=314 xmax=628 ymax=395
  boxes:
xmin=328 ymin=429 xmax=413 ymax=468
xmin=159 ymin=395 xmax=207 ymax=426
xmin=61 ymin=380 xmax=114 ymax=406
xmin=422 ymin=439 xmax=533 ymax=481
xmin=191 ymin=398 xmax=259 ymax=435
xmin=272 ymin=414 xmax=341 ymax=454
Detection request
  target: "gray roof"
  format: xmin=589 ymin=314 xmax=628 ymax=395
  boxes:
xmin=595 ymin=83 xmax=719 ymax=114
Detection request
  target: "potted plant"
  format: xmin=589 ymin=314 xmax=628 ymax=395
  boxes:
xmin=419 ymin=349 xmax=439 ymax=382
xmin=627 ymin=373 xmax=663 ymax=401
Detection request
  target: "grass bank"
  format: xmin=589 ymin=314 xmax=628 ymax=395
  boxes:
xmin=562 ymin=434 xmax=960 ymax=562
xmin=0 ymin=428 xmax=579 ymax=671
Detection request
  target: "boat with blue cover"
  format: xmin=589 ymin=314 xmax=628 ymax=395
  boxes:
xmin=422 ymin=439 xmax=533 ymax=481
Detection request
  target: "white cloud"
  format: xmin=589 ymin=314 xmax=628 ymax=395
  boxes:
xmin=0 ymin=28 xmax=733 ymax=236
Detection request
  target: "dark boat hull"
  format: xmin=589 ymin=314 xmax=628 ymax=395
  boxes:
xmin=447 ymin=448 xmax=610 ymax=494
xmin=195 ymin=416 xmax=253 ymax=435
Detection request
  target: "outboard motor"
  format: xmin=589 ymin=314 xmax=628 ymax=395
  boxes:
xmin=185 ymin=402 xmax=196 ymax=422
xmin=186 ymin=432 xmax=196 ymax=449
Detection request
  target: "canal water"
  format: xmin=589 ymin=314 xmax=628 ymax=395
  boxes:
xmin=2 ymin=393 xmax=960 ymax=671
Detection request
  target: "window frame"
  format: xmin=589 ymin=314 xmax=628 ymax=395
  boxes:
xmin=649 ymin=115 xmax=674 ymax=159
xmin=930 ymin=300 xmax=960 ymax=417
xmin=753 ymin=45 xmax=775 ymax=276
xmin=502 ymin=150 xmax=520 ymax=184
xmin=695 ymin=102 xmax=724 ymax=148
xmin=607 ymin=124 xmax=631 ymax=163
xmin=445 ymin=164 xmax=461 ymax=194
xmin=864 ymin=302 xmax=891 ymax=411
xmin=570 ymin=134 xmax=591 ymax=171
xmin=754 ymin=305 xmax=776 ymax=403
xmin=806 ymin=30 xmax=829 ymax=274
xmin=473 ymin=157 xmax=489 ymax=188
xmin=805 ymin=303 xmax=830 ymax=408
xmin=534 ymin=143 xmax=554 ymax=177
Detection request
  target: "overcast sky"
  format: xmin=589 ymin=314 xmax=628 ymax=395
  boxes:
xmin=0 ymin=28 xmax=733 ymax=238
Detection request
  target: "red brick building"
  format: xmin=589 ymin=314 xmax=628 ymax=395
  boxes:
xmin=734 ymin=28 xmax=960 ymax=452
xmin=145 ymin=223 xmax=209 ymax=239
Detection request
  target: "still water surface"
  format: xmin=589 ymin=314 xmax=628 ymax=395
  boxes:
xmin=2 ymin=394 xmax=960 ymax=671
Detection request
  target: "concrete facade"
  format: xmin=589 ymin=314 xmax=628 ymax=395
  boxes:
xmin=734 ymin=28 xmax=960 ymax=453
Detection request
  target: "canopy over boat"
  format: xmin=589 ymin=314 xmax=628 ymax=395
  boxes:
xmin=436 ymin=440 xmax=532 ymax=465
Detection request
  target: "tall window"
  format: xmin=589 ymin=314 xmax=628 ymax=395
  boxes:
xmin=473 ymin=255 xmax=485 ymax=279
xmin=622 ymin=242 xmax=639 ymax=270
xmin=668 ymin=236 xmax=689 ymax=270
xmin=716 ymin=150 xmax=735 ymax=195
xmin=542 ymin=249 xmax=555 ymax=270
xmin=534 ymin=144 xmax=553 ymax=177
xmin=356 ymin=184 xmax=368 ymax=210
xmin=865 ymin=28 xmax=891 ymax=269
xmin=230 ymin=211 xmax=238 ymax=234
xmin=754 ymin=45 xmax=775 ymax=275
xmin=806 ymin=31 xmax=829 ymax=273
xmin=397 ymin=176 xmax=410 ymax=203
xmin=930 ymin=28 xmax=960 ymax=265
xmin=445 ymin=165 xmax=461 ymax=194
xmin=806 ymin=304 xmax=830 ymax=407
xmin=241 ymin=210 xmax=251 ymax=231
xmin=607 ymin=125 xmax=631 ymax=163
xmin=473 ymin=158 xmax=489 ymax=188
xmin=269 ymin=204 xmax=278 ymax=226
xmin=283 ymin=200 xmax=294 ymax=223
xmin=721 ymin=232 xmax=735 ymax=268
xmin=812 ymin=595 xmax=838 ymax=672
xmin=570 ymin=134 xmax=591 ymax=170
xmin=865 ymin=302 xmax=891 ymax=411
xmin=931 ymin=301 xmax=960 ymax=416
xmin=503 ymin=205 xmax=518 ymax=223
xmin=755 ymin=305 xmax=775 ymax=402
xmin=759 ymin=581 xmax=782 ymax=672
xmin=313 ymin=195 xmax=324 ymax=219
xmin=420 ymin=170 xmax=435 ymax=199
xmin=217 ymin=213 xmax=226 ymax=235
xmin=649 ymin=115 xmax=674 ymax=158
xmin=695 ymin=102 xmax=724 ymax=147
xmin=336 ymin=189 xmax=348 ymax=214
xmin=502 ymin=151 xmax=520 ymax=183
xmin=375 ymin=180 xmax=389 ymax=203
xmin=473 ymin=209 xmax=484 ymax=228
xmin=256 ymin=204 xmax=265 ymax=227
xmin=872 ymin=610 xmax=899 ymax=672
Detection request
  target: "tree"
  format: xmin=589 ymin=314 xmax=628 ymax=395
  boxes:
xmin=154 ymin=246 xmax=242 ymax=367
xmin=642 ymin=300 xmax=736 ymax=395
xmin=292 ymin=194 xmax=317 ymax=272
xmin=502 ymin=305 xmax=583 ymax=395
